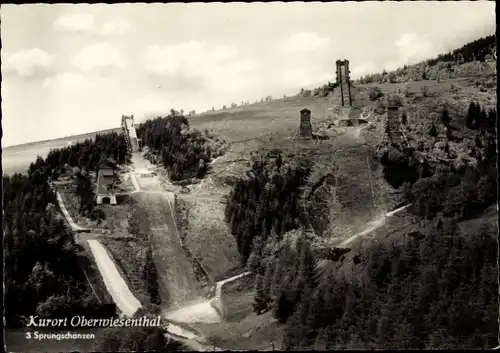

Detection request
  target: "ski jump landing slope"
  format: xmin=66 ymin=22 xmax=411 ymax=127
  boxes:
xmin=132 ymin=191 xmax=202 ymax=310
xmin=87 ymin=239 xmax=142 ymax=317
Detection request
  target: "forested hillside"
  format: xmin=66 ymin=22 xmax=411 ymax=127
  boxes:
xmin=379 ymin=99 xmax=497 ymax=221
xmin=280 ymin=217 xmax=498 ymax=349
xmin=222 ymin=34 xmax=498 ymax=349
xmin=222 ymin=129 xmax=497 ymax=349
xmin=358 ymin=34 xmax=496 ymax=84
xmin=426 ymin=35 xmax=496 ymax=66
xmin=224 ymin=149 xmax=313 ymax=263
xmin=3 ymin=173 xmax=97 ymax=328
xmin=137 ymin=110 xmax=228 ymax=181
xmin=3 ymin=132 xmax=130 ymax=328
xmin=32 ymin=132 xmax=129 ymax=220
xmin=39 ymin=132 xmax=130 ymax=177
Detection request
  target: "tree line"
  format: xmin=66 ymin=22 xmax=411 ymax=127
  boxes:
xmin=466 ymin=101 xmax=496 ymax=131
xmin=357 ymin=34 xmax=495 ymax=85
xmin=426 ymin=34 xmax=496 ymax=66
xmin=34 ymin=132 xmax=129 ymax=220
xmin=38 ymin=132 xmax=130 ymax=179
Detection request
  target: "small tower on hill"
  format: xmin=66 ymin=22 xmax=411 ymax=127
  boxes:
xmin=299 ymin=108 xmax=313 ymax=139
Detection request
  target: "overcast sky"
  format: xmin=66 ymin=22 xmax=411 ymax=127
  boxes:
xmin=1 ymin=2 xmax=495 ymax=147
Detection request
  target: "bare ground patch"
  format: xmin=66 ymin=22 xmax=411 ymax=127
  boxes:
xmin=115 ymin=169 xmax=137 ymax=193
xmin=176 ymin=195 xmax=240 ymax=283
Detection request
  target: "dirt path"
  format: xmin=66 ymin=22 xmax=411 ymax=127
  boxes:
xmin=164 ymin=271 xmax=252 ymax=325
xmin=337 ymin=204 xmax=411 ymax=248
xmin=54 ymin=191 xmax=89 ymax=232
xmin=214 ymin=271 xmax=251 ymax=299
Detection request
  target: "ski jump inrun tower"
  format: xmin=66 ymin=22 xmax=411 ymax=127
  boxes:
xmin=336 ymin=59 xmax=352 ymax=107
xmin=121 ymin=114 xmax=140 ymax=153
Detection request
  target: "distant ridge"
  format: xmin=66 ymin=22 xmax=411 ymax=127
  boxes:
xmin=3 ymin=127 xmax=121 ymax=150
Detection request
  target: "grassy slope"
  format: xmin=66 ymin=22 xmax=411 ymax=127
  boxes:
xmin=175 ymin=86 xmax=389 ymax=279
xmin=188 ymin=95 xmax=333 ymax=142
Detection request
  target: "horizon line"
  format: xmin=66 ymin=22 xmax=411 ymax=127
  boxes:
xmin=2 ymin=126 xmax=121 ymax=150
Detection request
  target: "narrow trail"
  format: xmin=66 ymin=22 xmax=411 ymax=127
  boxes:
xmin=53 ymin=184 xmax=143 ymax=317
xmin=337 ymin=204 xmax=411 ymax=248
xmin=214 ymin=271 xmax=251 ymax=299
xmin=53 ymin=189 xmax=89 ymax=233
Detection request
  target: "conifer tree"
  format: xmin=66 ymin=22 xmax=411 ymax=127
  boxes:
xmin=441 ymin=108 xmax=451 ymax=126
xmin=429 ymin=122 xmax=438 ymax=137
xmin=466 ymin=102 xmax=475 ymax=128
xmin=253 ymin=274 xmax=269 ymax=314
xmin=401 ymin=111 xmax=408 ymax=125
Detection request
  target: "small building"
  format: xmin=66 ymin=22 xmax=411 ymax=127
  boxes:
xmin=299 ymin=108 xmax=313 ymax=139
xmin=96 ymin=168 xmax=118 ymax=205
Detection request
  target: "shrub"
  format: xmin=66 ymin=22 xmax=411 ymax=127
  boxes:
xmin=368 ymin=86 xmax=383 ymax=101
xmin=429 ymin=123 xmax=438 ymax=137
xmin=401 ymin=112 xmax=408 ymax=125
xmin=138 ymin=114 xmax=228 ymax=181
xmin=387 ymin=93 xmax=404 ymax=107
xmin=388 ymin=72 xmax=397 ymax=83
